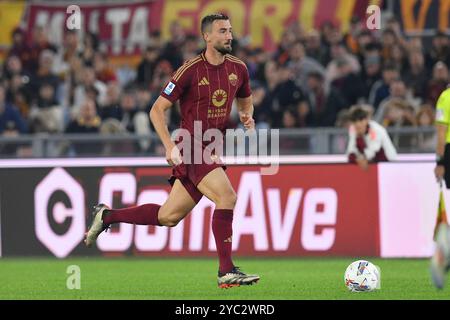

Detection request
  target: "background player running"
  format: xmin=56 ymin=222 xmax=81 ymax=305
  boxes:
xmin=84 ymin=13 xmax=260 ymax=289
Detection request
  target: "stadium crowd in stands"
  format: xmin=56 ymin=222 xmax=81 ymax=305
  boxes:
xmin=0 ymin=16 xmax=447 ymax=155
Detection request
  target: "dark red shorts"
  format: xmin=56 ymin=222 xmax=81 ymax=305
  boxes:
xmin=168 ymin=161 xmax=226 ymax=203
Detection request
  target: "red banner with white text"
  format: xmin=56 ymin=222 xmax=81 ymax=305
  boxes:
xmin=0 ymin=163 xmax=380 ymax=258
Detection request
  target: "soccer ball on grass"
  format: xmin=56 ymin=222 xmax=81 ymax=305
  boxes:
xmin=344 ymin=260 xmax=380 ymax=292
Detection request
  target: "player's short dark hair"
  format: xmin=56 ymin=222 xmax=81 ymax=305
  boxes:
xmin=350 ymin=107 xmax=369 ymax=122
xmin=201 ymin=13 xmax=229 ymax=33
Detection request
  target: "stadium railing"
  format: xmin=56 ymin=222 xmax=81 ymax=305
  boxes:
xmin=0 ymin=126 xmax=435 ymax=158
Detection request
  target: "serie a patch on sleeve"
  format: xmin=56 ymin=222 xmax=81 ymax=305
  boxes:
xmin=436 ymin=108 xmax=445 ymax=121
xmin=164 ymin=82 xmax=175 ymax=95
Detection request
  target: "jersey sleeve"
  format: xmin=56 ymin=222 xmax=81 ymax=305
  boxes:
xmin=160 ymin=65 xmax=192 ymax=103
xmin=236 ymin=64 xmax=252 ymax=98
xmin=435 ymin=89 xmax=450 ymax=125
xmin=380 ymin=127 xmax=398 ymax=161
xmin=346 ymin=126 xmax=358 ymax=163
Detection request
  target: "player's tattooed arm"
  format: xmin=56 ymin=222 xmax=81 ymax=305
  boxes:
xmin=149 ymin=96 xmax=182 ymax=166
xmin=236 ymin=96 xmax=255 ymax=130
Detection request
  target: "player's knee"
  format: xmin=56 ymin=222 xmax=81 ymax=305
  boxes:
xmin=159 ymin=214 xmax=181 ymax=227
xmin=216 ymin=189 xmax=237 ymax=208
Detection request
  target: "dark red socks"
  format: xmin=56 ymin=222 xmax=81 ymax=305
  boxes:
xmin=103 ymin=204 xmax=161 ymax=226
xmin=212 ymin=209 xmax=235 ymax=273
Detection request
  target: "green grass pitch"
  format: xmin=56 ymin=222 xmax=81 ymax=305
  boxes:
xmin=0 ymin=257 xmax=448 ymax=299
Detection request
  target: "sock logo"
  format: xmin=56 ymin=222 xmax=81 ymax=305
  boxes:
xmin=224 ymin=236 xmax=232 ymax=243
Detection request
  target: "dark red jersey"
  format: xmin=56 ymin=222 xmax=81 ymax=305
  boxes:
xmin=160 ymin=52 xmax=251 ymax=135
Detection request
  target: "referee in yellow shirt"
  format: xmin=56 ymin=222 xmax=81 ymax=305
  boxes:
xmin=435 ymin=87 xmax=450 ymax=183
xmin=431 ymin=86 xmax=450 ymax=289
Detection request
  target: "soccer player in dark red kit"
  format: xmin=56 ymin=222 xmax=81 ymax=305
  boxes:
xmin=85 ymin=13 xmax=260 ymax=288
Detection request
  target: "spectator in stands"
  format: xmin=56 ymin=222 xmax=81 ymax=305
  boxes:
xmin=136 ymin=84 xmax=154 ymax=114
xmin=368 ymin=63 xmax=400 ymax=109
xmin=386 ymin=44 xmax=407 ymax=73
xmin=282 ymin=108 xmax=299 ymax=128
xmin=85 ymin=86 xmax=100 ymax=110
xmin=182 ymin=34 xmax=200 ymax=61
xmin=274 ymin=30 xmax=297 ymax=66
xmin=6 ymin=74 xmax=30 ymax=118
xmin=3 ymin=56 xmax=31 ymax=116
xmin=150 ymin=59 xmax=173 ymax=96
xmin=29 ymin=82 xmax=63 ymax=133
xmin=426 ymin=61 xmax=449 ymax=106
xmin=343 ymin=16 xmax=363 ymax=55
xmin=59 ymin=54 xmax=82 ymax=109
xmin=7 ymin=27 xmax=32 ymax=73
xmin=73 ymin=65 xmax=107 ymax=113
xmin=375 ymin=79 xmax=418 ymax=125
xmin=386 ymin=16 xmax=409 ymax=49
xmin=161 ymin=21 xmax=185 ymax=70
xmin=148 ymin=30 xmax=163 ymax=49
xmin=403 ymin=50 xmax=428 ymax=101
xmin=354 ymin=30 xmax=375 ymax=62
xmin=305 ymin=71 xmax=347 ymax=127
xmin=3 ymin=55 xmax=30 ymax=83
xmin=325 ymin=42 xmax=360 ymax=84
xmin=28 ymin=26 xmax=57 ymax=75
xmin=361 ymin=47 xmax=382 ymax=100
xmin=330 ymin=57 xmax=365 ymax=106
xmin=250 ymin=48 xmax=267 ymax=83
xmin=119 ymin=89 xmax=151 ymax=152
xmin=66 ymin=98 xmax=101 ymax=133
xmin=30 ymin=50 xmax=61 ymax=104
xmin=93 ymin=52 xmax=117 ymax=83
xmin=408 ymin=36 xmax=423 ymax=53
xmin=0 ymin=83 xmax=28 ymax=155
xmin=279 ymin=107 xmax=310 ymax=152
xmin=65 ymin=98 xmax=101 ymax=155
xmin=0 ymin=83 xmax=27 ymax=136
xmin=380 ymin=99 xmax=416 ymax=128
xmin=304 ymin=29 xmax=328 ymax=66
xmin=415 ymin=104 xmax=436 ymax=151
xmin=53 ymin=30 xmax=82 ymax=78
xmin=425 ymin=31 xmax=450 ymax=70
xmin=320 ymin=20 xmax=342 ymax=48
xmin=256 ymin=60 xmax=280 ymax=127
xmin=380 ymin=29 xmax=398 ymax=62
xmin=269 ymin=63 xmax=308 ymax=128
xmin=98 ymin=81 xmax=121 ymax=120
xmin=136 ymin=45 xmax=160 ymax=86
xmin=321 ymin=23 xmax=344 ymax=65
xmin=287 ymin=41 xmax=325 ymax=90
xmin=346 ymin=106 xmax=397 ymax=170
xmin=80 ymin=32 xmax=99 ymax=66
xmin=250 ymin=81 xmax=271 ymax=129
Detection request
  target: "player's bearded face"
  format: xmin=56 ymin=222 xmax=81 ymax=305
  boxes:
xmin=215 ymin=41 xmax=232 ymax=55
xmin=211 ymin=20 xmax=233 ymax=55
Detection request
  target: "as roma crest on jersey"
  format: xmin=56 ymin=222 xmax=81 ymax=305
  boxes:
xmin=228 ymin=73 xmax=238 ymax=86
